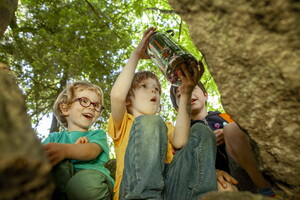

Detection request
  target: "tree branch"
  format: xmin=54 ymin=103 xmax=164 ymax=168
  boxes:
xmin=145 ymin=7 xmax=176 ymax=14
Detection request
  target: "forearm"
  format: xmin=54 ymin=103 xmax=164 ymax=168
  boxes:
xmin=111 ymin=51 xmax=140 ymax=101
xmin=110 ymin=52 xmax=140 ymax=130
xmin=64 ymin=143 xmax=102 ymax=161
xmin=172 ymin=93 xmax=192 ymax=149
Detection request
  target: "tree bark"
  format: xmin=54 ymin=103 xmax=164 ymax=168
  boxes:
xmin=0 ymin=70 xmax=54 ymax=199
xmin=50 ymin=113 xmax=59 ymax=133
xmin=169 ymin=0 xmax=300 ymax=198
xmin=0 ymin=0 xmax=18 ymax=38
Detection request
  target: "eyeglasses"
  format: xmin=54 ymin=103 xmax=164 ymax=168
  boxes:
xmin=73 ymin=97 xmax=104 ymax=112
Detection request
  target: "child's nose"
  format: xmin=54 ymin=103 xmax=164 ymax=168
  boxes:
xmin=88 ymin=104 xmax=95 ymax=110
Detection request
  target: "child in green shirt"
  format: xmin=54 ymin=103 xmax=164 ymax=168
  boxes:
xmin=43 ymin=81 xmax=114 ymax=200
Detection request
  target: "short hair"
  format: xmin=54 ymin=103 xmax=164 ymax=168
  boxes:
xmin=53 ymin=81 xmax=104 ymax=127
xmin=126 ymin=71 xmax=161 ymax=105
xmin=170 ymin=81 xmax=207 ymax=109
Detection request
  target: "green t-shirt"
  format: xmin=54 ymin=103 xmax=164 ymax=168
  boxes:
xmin=43 ymin=129 xmax=114 ymax=184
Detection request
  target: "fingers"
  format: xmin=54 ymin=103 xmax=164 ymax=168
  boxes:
xmin=229 ymin=176 xmax=238 ymax=185
xmin=216 ymin=169 xmax=239 ymax=189
xmin=214 ymin=129 xmax=224 ymax=146
xmin=191 ymin=61 xmax=201 ymax=81
xmin=217 ymin=140 xmax=225 ymax=146
xmin=75 ymin=138 xmax=81 ymax=144
xmin=141 ymin=27 xmax=155 ymax=45
xmin=217 ymin=173 xmax=228 ymax=189
xmin=177 ymin=61 xmax=201 ymax=85
xmin=138 ymin=27 xmax=156 ymax=59
xmin=43 ymin=143 xmax=64 ymax=166
xmin=177 ymin=64 xmax=188 ymax=81
xmin=143 ymin=27 xmax=156 ymax=38
xmin=198 ymin=60 xmax=205 ymax=79
xmin=48 ymin=154 xmax=60 ymax=166
xmin=222 ymin=171 xmax=239 ymax=185
xmin=45 ymin=147 xmax=59 ymax=166
xmin=83 ymin=136 xmax=89 ymax=143
xmin=75 ymin=137 xmax=89 ymax=144
xmin=218 ymin=181 xmax=238 ymax=192
xmin=216 ymin=132 xmax=224 ymax=146
xmin=217 ymin=182 xmax=223 ymax=191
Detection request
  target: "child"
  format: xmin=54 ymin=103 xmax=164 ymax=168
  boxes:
xmin=108 ymin=27 xmax=234 ymax=200
xmin=43 ymin=81 xmax=114 ymax=200
xmin=170 ymin=81 xmax=276 ymax=197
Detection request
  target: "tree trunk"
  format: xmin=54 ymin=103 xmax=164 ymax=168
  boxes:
xmin=49 ymin=72 xmax=68 ymax=134
xmin=50 ymin=113 xmax=59 ymax=133
xmin=0 ymin=70 xmax=54 ymax=199
xmin=0 ymin=0 xmax=18 ymax=38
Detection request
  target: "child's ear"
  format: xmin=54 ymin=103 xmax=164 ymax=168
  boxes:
xmin=59 ymin=103 xmax=69 ymax=116
xmin=125 ymin=98 xmax=131 ymax=106
xmin=204 ymin=92 xmax=209 ymax=99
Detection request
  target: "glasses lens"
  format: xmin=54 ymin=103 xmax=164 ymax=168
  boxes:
xmin=80 ymin=97 xmax=90 ymax=107
xmin=94 ymin=103 xmax=102 ymax=112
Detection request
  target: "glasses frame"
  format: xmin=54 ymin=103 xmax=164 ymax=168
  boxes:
xmin=73 ymin=97 xmax=104 ymax=112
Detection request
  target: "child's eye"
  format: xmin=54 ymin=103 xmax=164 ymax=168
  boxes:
xmin=82 ymin=98 xmax=89 ymax=103
xmin=155 ymin=87 xmax=159 ymax=91
xmin=94 ymin=103 xmax=101 ymax=109
xmin=141 ymin=84 xmax=147 ymax=88
xmin=176 ymin=94 xmax=181 ymax=99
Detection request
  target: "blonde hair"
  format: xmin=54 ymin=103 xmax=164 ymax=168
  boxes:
xmin=53 ymin=81 xmax=104 ymax=127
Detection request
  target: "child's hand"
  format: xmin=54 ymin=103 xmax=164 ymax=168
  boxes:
xmin=133 ymin=27 xmax=156 ymax=59
xmin=214 ymin=129 xmax=225 ymax=146
xmin=44 ymin=143 xmax=66 ymax=166
xmin=218 ymin=181 xmax=238 ymax=192
xmin=216 ymin=169 xmax=238 ymax=190
xmin=177 ymin=61 xmax=201 ymax=95
xmin=198 ymin=60 xmax=205 ymax=80
xmin=75 ymin=136 xmax=89 ymax=144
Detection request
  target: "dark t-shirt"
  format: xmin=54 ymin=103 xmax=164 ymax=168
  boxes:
xmin=191 ymin=111 xmax=233 ymax=173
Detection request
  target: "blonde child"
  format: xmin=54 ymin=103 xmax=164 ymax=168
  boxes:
xmin=43 ymin=81 xmax=114 ymax=200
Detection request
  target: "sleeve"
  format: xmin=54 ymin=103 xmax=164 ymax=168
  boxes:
xmin=165 ymin=122 xmax=176 ymax=163
xmin=107 ymin=112 xmax=129 ymax=140
xmin=219 ymin=113 xmax=235 ymax=123
xmin=42 ymin=132 xmax=58 ymax=144
xmin=88 ymin=129 xmax=110 ymax=162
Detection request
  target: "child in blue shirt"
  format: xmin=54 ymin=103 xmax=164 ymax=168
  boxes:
xmin=43 ymin=81 xmax=114 ymax=200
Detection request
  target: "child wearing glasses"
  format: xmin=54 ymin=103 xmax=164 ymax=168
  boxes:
xmin=43 ymin=81 xmax=114 ymax=200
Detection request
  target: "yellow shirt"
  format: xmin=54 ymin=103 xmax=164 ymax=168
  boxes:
xmin=107 ymin=112 xmax=175 ymax=200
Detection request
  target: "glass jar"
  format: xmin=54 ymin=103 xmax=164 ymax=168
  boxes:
xmin=147 ymin=31 xmax=198 ymax=85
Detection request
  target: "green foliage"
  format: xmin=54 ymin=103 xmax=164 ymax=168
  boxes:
xmin=0 ymin=0 xmax=224 ymax=140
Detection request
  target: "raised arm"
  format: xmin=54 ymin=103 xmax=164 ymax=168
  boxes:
xmin=110 ymin=27 xmax=155 ymax=137
xmin=171 ymin=61 xmax=202 ymax=149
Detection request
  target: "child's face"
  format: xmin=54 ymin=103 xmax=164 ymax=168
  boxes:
xmin=175 ymin=85 xmax=208 ymax=112
xmin=61 ymin=89 xmax=102 ymax=132
xmin=129 ymin=78 xmax=161 ymax=118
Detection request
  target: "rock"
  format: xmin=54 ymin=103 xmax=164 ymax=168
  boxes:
xmin=200 ymin=191 xmax=277 ymax=200
xmin=169 ymin=0 xmax=300 ymax=198
xmin=0 ymin=69 xmax=54 ymax=199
